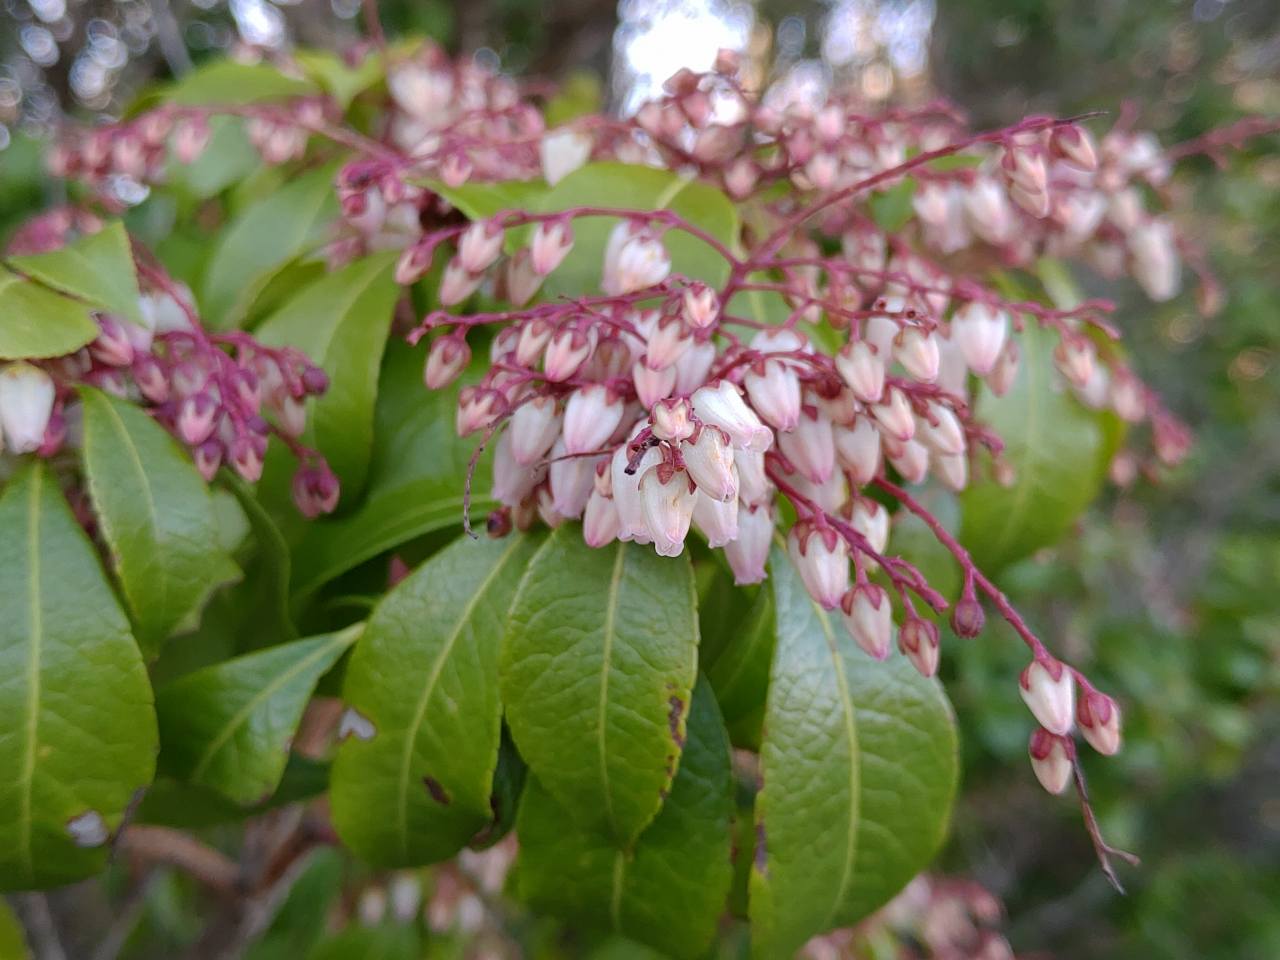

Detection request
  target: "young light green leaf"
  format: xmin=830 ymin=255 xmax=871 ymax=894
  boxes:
xmin=256 ymin=252 xmax=400 ymax=499
xmin=287 ymin=340 xmax=489 ymax=605
xmin=200 ymin=165 xmax=339 ymax=329
xmin=7 ymin=221 xmax=143 ymax=326
xmin=960 ymin=317 xmax=1104 ymax=571
xmin=294 ymin=49 xmax=384 ymax=109
xmin=533 ymin=162 xmax=739 ymax=297
xmin=155 ymin=628 xmax=357 ymax=806
xmin=161 ymin=60 xmax=320 ymax=107
xmin=331 ymin=534 xmax=542 ymax=867
xmin=0 ymin=268 xmax=99 ymax=359
xmin=79 ymin=388 xmax=238 ymax=658
xmin=517 ymin=677 xmax=734 ymax=960
xmin=749 ymin=545 xmax=958 ymax=958
xmin=0 ymin=462 xmax=158 ymax=892
xmin=502 ymin=527 xmax=700 ymax=847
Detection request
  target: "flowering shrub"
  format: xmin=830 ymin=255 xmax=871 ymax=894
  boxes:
xmin=0 ymin=36 xmax=1270 ymax=957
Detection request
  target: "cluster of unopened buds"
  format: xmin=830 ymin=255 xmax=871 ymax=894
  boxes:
xmin=2 ymin=227 xmax=340 ymax=518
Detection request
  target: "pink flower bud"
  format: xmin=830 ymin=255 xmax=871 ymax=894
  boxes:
xmin=458 ymin=218 xmax=501 ymax=272
xmin=501 ymin=249 xmax=543 ymax=306
xmin=539 ymin=129 xmax=592 ymax=186
xmin=178 ymin=393 xmax=219 ymax=446
xmin=645 ymin=313 xmax=693 ymax=371
xmin=1128 ymin=219 xmax=1180 ymax=302
xmin=562 ymin=385 xmax=623 ymax=455
xmin=918 ymin=401 xmax=965 ymax=456
xmin=692 ymin=491 xmax=739 ymax=547
xmin=777 ymin=408 xmax=835 ymax=484
xmin=788 ymin=522 xmax=849 ymax=610
xmin=743 ymin=359 xmax=801 ymax=433
xmin=612 ymin=442 xmax=661 ymax=543
xmin=963 ymin=176 xmax=1013 ymax=245
xmin=849 ymin=497 xmax=889 ymax=554
xmin=950 ymin=589 xmax=985 ymax=638
xmin=805 ymin=152 xmax=838 ymax=191
xmin=1028 ymin=728 xmax=1072 ymax=795
xmin=691 ymin=380 xmax=773 ymax=453
xmin=1020 ymin=658 xmax=1076 ymax=736
xmin=1109 ymin=371 xmax=1146 ymax=423
xmin=491 ymin=432 xmax=546 ymax=506
xmin=516 ymin=317 xmax=555 ymax=367
xmin=549 ymin=441 xmax=597 ymax=518
xmin=682 ymin=424 xmax=737 ymax=502
xmin=633 ymin=360 xmax=677 ymax=409
xmin=834 ymin=416 xmax=882 ymax=487
xmin=0 ymin=363 xmax=56 ymax=454
xmin=544 ymin=327 xmax=593 ymax=382
xmin=884 ymin=435 xmax=929 ymax=484
xmin=583 ymin=489 xmax=621 ymax=548
xmin=835 ymin=339 xmax=885 ymax=403
xmin=530 ymin=219 xmax=574 ymax=275
xmin=173 ymin=116 xmax=211 ymax=164
xmin=276 ymin=394 xmax=307 ymax=439
xmin=842 ymin=583 xmax=893 ymax=660
xmin=508 ymin=396 xmax=561 ymax=466
xmin=951 ymin=302 xmax=1009 ymax=376
xmin=229 ymin=433 xmax=267 ymax=482
xmin=439 ymin=153 xmax=473 ymax=188
xmin=194 ymin=439 xmax=222 ymax=482
xmin=988 ymin=340 xmax=1020 ymax=396
xmin=673 ymin=340 xmax=716 ymax=395
xmin=1010 ymin=182 xmax=1050 ymax=219
xmin=91 ymin=316 xmax=135 ymax=367
xmin=396 ymin=242 xmax=435 ymax=286
xmin=871 ymin=385 xmax=915 ymax=442
xmin=456 ymin=386 xmax=503 ymax=436
xmin=603 ymin=223 xmax=671 ymax=296
xmin=651 ymin=397 xmax=693 ymax=442
xmin=640 ymin=466 xmax=697 ymax=557
xmin=1053 ymin=336 xmax=1095 ymax=389
xmin=724 ymin=503 xmax=773 ymax=584
xmin=681 ymin=283 xmax=719 ymax=330
xmin=1077 ymin=690 xmax=1122 ymax=756
xmin=894 ymin=325 xmax=940 ymax=383
xmin=424 ymin=335 xmax=471 ymax=390
xmin=439 ymin=259 xmax=483 ymax=306
xmin=724 ymin=158 xmax=759 ymax=198
xmin=934 ymin=452 xmax=968 ymax=491
xmin=292 ymin=462 xmax=341 ymax=518
xmin=1052 ymin=125 xmax=1098 ymax=171
xmin=899 ymin=617 xmax=940 ymax=678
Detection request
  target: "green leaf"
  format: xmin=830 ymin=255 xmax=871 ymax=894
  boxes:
xmin=307 ymin=925 xmax=421 ymax=960
xmin=0 ymin=898 xmax=28 ymax=959
xmin=431 ymin=178 xmax=550 ymax=227
xmin=200 ymin=166 xmax=339 ymax=329
xmin=294 ymin=49 xmax=384 ymax=109
xmin=0 ymin=463 xmax=158 ymax=891
xmin=534 ymin=162 xmax=739 ymax=297
xmin=255 ymin=252 xmax=399 ymax=498
xmin=749 ymin=545 xmax=958 ymax=957
xmin=288 ymin=340 xmax=488 ymax=604
xmin=544 ymin=71 xmax=604 ymax=126
xmin=162 ymin=60 xmax=320 ymax=107
xmin=331 ymin=533 xmax=542 ymax=867
xmin=8 ymin=221 xmax=143 ymax=326
xmin=960 ymin=317 xmax=1104 ymax=571
xmin=869 ymin=178 xmax=917 ymax=232
xmin=135 ymin=756 xmax=328 ymax=829
xmin=79 ymin=388 xmax=237 ymax=658
xmin=706 ymin=586 xmax=775 ymax=750
xmin=0 ymin=268 xmax=99 ymax=359
xmin=155 ymin=628 xmax=357 ymax=805
xmin=502 ymin=528 xmax=700 ymax=846
xmin=167 ymin=117 xmax=260 ymax=200
xmin=516 ymin=677 xmax=734 ymax=959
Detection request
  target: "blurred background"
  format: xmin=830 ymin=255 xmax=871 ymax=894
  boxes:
xmin=2 ymin=1 xmax=1278 ymax=958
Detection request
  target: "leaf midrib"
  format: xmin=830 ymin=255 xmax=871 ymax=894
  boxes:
xmin=393 ymin=538 xmax=527 ymax=856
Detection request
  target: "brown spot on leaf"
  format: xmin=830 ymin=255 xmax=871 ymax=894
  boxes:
xmin=423 ymin=776 xmax=451 ymax=805
xmin=668 ymin=695 xmax=686 ymax=749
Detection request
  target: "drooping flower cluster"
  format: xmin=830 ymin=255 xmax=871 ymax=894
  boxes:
xmin=2 ymin=221 xmax=339 ymax=518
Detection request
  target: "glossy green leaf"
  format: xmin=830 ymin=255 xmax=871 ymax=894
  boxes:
xmin=155 ymin=628 xmax=357 ymax=805
xmin=163 ymin=60 xmax=320 ymax=106
xmin=200 ymin=166 xmax=339 ymax=329
xmin=167 ymin=117 xmax=260 ymax=200
xmin=431 ymin=178 xmax=550 ymax=225
xmin=0 ymin=463 xmax=157 ymax=892
xmin=0 ymin=898 xmax=28 ymax=958
xmin=960 ymin=317 xmax=1104 ymax=571
xmin=502 ymin=527 xmax=700 ymax=846
xmin=307 ymin=924 xmax=421 ymax=960
xmin=331 ymin=534 xmax=542 ymax=867
xmin=706 ymin=586 xmax=774 ymax=750
xmin=0 ymin=268 xmax=99 ymax=359
xmin=517 ymin=677 xmax=734 ymax=959
xmin=749 ymin=546 xmax=958 ymax=957
xmin=256 ymin=252 xmax=400 ymax=497
xmin=288 ymin=340 xmax=488 ymax=604
xmin=8 ymin=221 xmax=143 ymax=326
xmin=135 ymin=756 xmax=328 ymax=829
xmin=79 ymin=388 xmax=237 ymax=658
xmin=534 ymin=162 xmax=739 ymax=297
